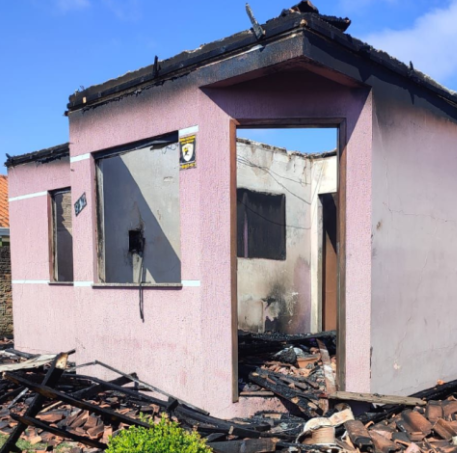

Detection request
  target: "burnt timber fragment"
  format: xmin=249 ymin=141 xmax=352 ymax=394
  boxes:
xmin=245 ymin=3 xmax=265 ymax=40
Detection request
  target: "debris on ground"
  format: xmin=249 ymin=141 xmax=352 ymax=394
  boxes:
xmin=0 ymin=337 xmax=456 ymax=453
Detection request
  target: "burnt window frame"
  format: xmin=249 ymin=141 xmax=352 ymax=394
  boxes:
xmin=49 ymin=187 xmax=74 ymax=283
xmin=237 ymin=188 xmax=286 ymax=261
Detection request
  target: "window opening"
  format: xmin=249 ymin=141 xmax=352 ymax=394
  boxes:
xmin=51 ymin=188 xmax=74 ymax=282
xmin=96 ymin=135 xmax=181 ymax=284
xmin=236 ymin=188 xmax=286 ymax=260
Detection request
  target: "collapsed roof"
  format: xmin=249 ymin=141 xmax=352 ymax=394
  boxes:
xmin=67 ymin=1 xmax=457 ymax=112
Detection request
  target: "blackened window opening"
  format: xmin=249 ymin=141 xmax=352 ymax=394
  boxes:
xmin=129 ymin=229 xmax=145 ymax=255
xmin=237 ymin=188 xmax=286 ymax=260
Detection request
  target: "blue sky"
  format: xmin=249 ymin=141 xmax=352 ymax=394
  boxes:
xmin=1 ymin=0 xmax=456 ymax=173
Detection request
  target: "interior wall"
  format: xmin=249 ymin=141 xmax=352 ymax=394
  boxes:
xmin=371 ymin=85 xmax=457 ymax=395
xmin=236 ymin=139 xmax=313 ymax=334
xmin=236 ymin=138 xmax=338 ymax=335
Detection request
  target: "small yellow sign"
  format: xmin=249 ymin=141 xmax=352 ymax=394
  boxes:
xmin=179 ymin=134 xmax=196 ymax=170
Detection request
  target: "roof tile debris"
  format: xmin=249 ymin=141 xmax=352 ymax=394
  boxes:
xmin=1 ymin=334 xmax=457 ymax=452
xmin=0 ymin=176 xmax=9 ymax=228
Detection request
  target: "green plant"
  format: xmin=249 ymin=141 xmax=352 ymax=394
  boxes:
xmin=106 ymin=414 xmax=212 ymax=453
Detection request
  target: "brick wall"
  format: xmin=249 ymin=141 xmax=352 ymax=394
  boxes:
xmin=0 ymin=246 xmax=12 ymax=336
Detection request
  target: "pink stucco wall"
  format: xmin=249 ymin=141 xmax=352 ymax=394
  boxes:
xmin=9 ymin=43 xmax=373 ymax=415
xmin=9 ymin=159 xmax=77 ymax=354
xmin=371 ymin=87 xmax=457 ymax=395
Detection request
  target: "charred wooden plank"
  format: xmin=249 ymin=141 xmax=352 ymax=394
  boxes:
xmin=248 ymin=371 xmax=320 ymax=419
xmin=205 ymin=433 xmax=227 ymax=442
xmin=10 ymin=413 xmax=106 ymax=450
xmin=209 ymin=438 xmax=276 ymax=453
xmin=357 ymin=379 xmax=457 ymax=427
xmin=0 ymin=387 xmax=25 ymax=405
xmin=0 ymin=352 xmax=70 ymax=453
xmin=4 ymin=349 xmax=39 ymax=360
xmin=173 ymin=405 xmax=268 ymax=437
xmin=329 ymin=392 xmax=425 ymax=407
xmin=276 ymin=441 xmax=332 ymax=450
xmin=64 ymin=373 xmax=167 ymax=408
xmin=261 ymin=370 xmax=311 ymax=392
xmin=94 ymin=360 xmax=208 ymax=415
xmin=70 ymin=372 xmax=137 ymax=400
xmin=240 ymin=391 xmax=275 ymax=397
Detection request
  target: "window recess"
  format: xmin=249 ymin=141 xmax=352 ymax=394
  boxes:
xmin=96 ymin=134 xmax=181 ymax=284
xmin=50 ymin=188 xmax=74 ymax=282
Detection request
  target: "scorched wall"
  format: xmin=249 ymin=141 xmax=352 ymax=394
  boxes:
xmin=371 ymin=75 xmax=457 ymax=395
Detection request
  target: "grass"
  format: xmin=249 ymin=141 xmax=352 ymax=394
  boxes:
xmin=0 ymin=433 xmax=76 ymax=452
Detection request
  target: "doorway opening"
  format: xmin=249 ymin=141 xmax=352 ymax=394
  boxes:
xmin=235 ymin=125 xmax=342 ymax=400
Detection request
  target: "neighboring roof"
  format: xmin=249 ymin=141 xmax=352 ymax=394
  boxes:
xmin=0 ymin=177 xmax=9 ymax=228
xmin=67 ymin=1 xmax=457 ymax=112
xmin=5 ymin=143 xmax=69 ymax=169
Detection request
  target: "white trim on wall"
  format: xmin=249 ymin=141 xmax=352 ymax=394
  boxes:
xmin=12 ymin=279 xmax=200 ymax=287
xmin=9 ymin=191 xmax=48 ymax=202
xmin=182 ymin=280 xmax=201 ymax=287
xmin=74 ymin=281 xmax=94 ymax=287
xmin=70 ymin=153 xmax=91 ymax=163
xmin=179 ymin=126 xmax=199 ymax=137
xmin=12 ymin=280 xmax=49 ymax=284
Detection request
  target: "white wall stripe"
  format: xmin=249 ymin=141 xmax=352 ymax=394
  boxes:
xmin=12 ymin=280 xmax=48 ymax=284
xmin=182 ymin=280 xmax=201 ymax=287
xmin=9 ymin=191 xmax=48 ymax=202
xmin=74 ymin=281 xmax=94 ymax=287
xmin=12 ymin=279 xmax=199 ymax=287
xmin=70 ymin=153 xmax=91 ymax=163
xmin=179 ymin=125 xmax=199 ymax=137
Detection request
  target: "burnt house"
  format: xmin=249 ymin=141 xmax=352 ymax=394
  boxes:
xmin=6 ymin=2 xmax=457 ymax=417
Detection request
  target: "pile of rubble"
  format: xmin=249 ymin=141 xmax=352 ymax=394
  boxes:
xmin=0 ymin=337 xmax=456 ymax=452
xmin=239 ymin=330 xmax=337 ymax=418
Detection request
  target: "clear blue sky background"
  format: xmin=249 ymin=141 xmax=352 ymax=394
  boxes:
xmin=1 ymin=0 xmax=456 ymax=174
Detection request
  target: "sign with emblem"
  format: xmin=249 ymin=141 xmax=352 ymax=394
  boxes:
xmin=179 ymin=134 xmax=196 ymax=170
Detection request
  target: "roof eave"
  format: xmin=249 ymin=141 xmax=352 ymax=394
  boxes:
xmin=5 ymin=143 xmax=70 ymax=169
xmin=67 ymin=11 xmax=457 ymax=113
